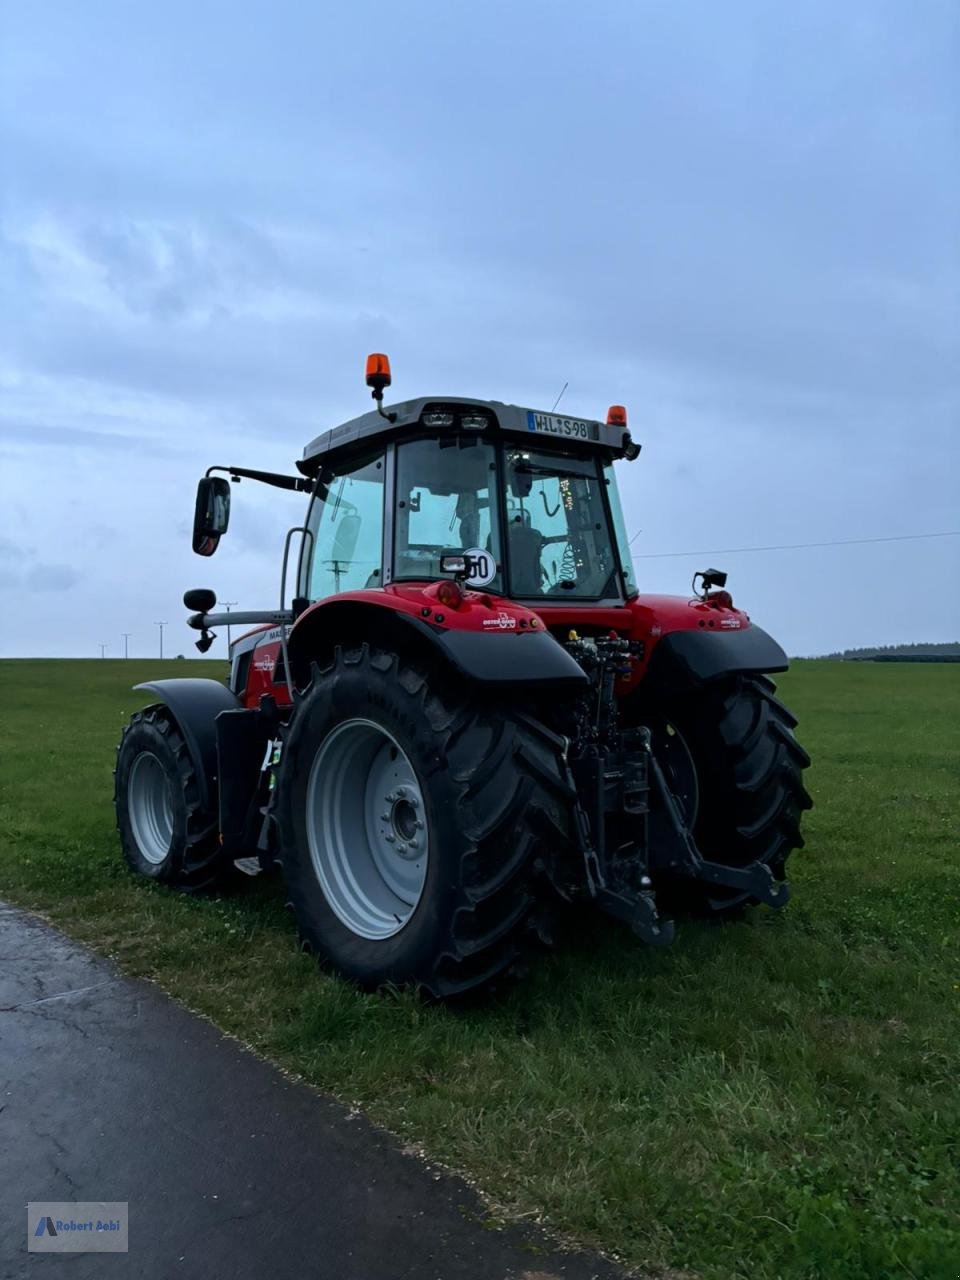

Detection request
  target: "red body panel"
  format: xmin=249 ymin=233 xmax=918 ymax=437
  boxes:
xmin=233 ymin=586 xmax=750 ymax=705
xmin=244 ymin=639 xmax=285 ymax=707
xmin=532 ymin=593 xmax=750 ymax=692
xmin=295 ymin=583 xmax=545 ymax=633
xmin=621 ymin=592 xmax=750 ymax=689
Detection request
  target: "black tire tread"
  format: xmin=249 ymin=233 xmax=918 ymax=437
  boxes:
xmin=114 ymin=704 xmax=228 ymax=893
xmin=277 ymin=646 xmax=572 ymax=997
xmin=670 ymin=673 xmax=812 ymax=906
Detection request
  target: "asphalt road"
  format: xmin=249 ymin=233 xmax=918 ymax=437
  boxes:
xmin=0 ymin=903 xmax=626 ymax=1280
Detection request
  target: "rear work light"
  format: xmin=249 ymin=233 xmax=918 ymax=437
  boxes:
xmin=622 ymin=433 xmax=641 ymax=461
xmin=459 ymin=413 xmax=489 ymax=431
xmin=420 ymin=407 xmax=490 ymax=431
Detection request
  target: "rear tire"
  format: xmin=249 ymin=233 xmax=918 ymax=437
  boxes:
xmin=274 ymin=646 xmax=573 ymax=996
xmin=114 ymin=705 xmax=227 ymax=892
xmin=660 ymin=673 xmax=812 ymax=909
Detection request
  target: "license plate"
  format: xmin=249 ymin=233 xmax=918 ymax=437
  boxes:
xmin=526 ymin=411 xmax=596 ymax=441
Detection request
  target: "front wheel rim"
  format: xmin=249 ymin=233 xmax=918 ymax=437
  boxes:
xmin=128 ymin=751 xmax=175 ymax=865
xmin=305 ymin=718 xmax=429 ymax=940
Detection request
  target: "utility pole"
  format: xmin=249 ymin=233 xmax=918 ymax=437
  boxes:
xmin=220 ymin=601 xmax=238 ymax=650
xmin=99 ymin=643 xmax=107 ymax=659
xmin=121 ymin=632 xmax=132 ymax=659
xmin=154 ymin=621 xmax=167 ymax=661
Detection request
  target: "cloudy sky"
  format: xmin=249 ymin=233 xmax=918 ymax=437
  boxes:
xmin=1 ymin=0 xmax=957 ymax=658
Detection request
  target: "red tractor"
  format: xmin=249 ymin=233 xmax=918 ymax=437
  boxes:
xmin=115 ymin=355 xmax=811 ymax=996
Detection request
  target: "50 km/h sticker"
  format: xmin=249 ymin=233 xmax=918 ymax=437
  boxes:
xmin=460 ymin=549 xmax=497 ymax=586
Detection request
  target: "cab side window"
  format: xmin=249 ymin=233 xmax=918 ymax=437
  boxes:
xmin=307 ymin=455 xmax=385 ymax=601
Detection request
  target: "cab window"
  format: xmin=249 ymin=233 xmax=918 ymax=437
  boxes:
xmin=503 ymin=449 xmax=620 ymax=599
xmin=393 ymin=437 xmax=503 ymax=591
xmin=306 ymin=454 xmax=385 ymax=600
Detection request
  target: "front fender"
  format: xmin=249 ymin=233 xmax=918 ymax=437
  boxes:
xmin=133 ymin=678 xmax=239 ymax=811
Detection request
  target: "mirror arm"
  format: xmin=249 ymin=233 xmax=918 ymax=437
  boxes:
xmin=187 ymin=609 xmax=294 ymax=631
xmin=205 ymin=465 xmax=312 ymax=493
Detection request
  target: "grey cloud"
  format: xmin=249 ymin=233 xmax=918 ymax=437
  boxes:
xmin=0 ymin=537 xmax=28 ymax=560
xmin=0 ymin=420 xmax=183 ymax=455
xmin=0 ymin=556 xmax=83 ymax=593
xmin=73 ymin=217 xmax=288 ymax=322
xmin=25 ymin=563 xmax=82 ymax=592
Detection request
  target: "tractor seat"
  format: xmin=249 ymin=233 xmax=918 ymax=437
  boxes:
xmin=508 ymin=521 xmax=544 ymax=595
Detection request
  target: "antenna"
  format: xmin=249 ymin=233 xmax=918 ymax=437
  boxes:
xmin=551 ymin=381 xmax=568 ymax=412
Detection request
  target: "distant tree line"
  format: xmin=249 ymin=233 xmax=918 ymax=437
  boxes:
xmin=813 ymin=642 xmax=960 ymax=661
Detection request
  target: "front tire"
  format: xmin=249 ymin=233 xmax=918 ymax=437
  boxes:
xmin=274 ymin=646 xmax=572 ymax=996
xmin=114 ymin=705 xmax=226 ymax=891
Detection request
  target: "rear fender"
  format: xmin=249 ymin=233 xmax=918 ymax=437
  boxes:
xmin=133 ymin=678 xmax=240 ymax=812
xmin=642 ymin=624 xmax=788 ymax=697
xmin=287 ymin=599 xmax=587 ymax=690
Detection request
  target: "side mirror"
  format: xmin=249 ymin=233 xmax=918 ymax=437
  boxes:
xmin=183 ymin=588 xmax=217 ymax=613
xmin=192 ymin=477 xmax=231 ymax=556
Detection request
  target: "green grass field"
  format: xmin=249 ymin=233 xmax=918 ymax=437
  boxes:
xmin=0 ymin=659 xmax=957 ymax=1279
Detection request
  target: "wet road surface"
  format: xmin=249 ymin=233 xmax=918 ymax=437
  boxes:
xmin=0 ymin=903 xmax=628 ymax=1280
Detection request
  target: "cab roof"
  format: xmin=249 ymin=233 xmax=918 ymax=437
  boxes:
xmin=297 ymin=396 xmax=630 ymax=475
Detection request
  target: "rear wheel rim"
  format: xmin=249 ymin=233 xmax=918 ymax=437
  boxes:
xmin=653 ymin=721 xmax=699 ymax=827
xmin=128 ymin=751 xmax=175 ymax=865
xmin=305 ymin=718 xmax=429 ymax=940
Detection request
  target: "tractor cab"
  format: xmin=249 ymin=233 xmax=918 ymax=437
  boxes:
xmin=296 ymin=386 xmax=640 ymax=607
